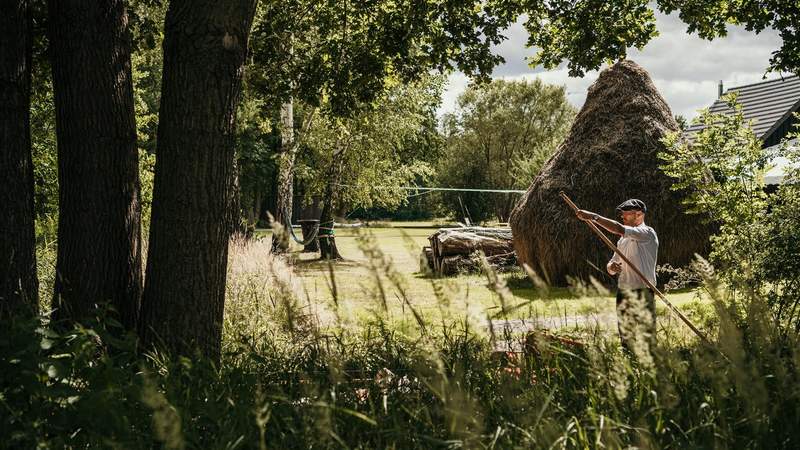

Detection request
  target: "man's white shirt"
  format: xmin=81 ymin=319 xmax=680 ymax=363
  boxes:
xmin=610 ymin=223 xmax=658 ymax=290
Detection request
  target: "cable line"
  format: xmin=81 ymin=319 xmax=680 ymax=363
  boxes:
xmin=335 ymin=183 xmax=526 ymax=194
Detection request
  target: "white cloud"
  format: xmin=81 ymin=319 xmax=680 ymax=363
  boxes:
xmin=439 ymin=10 xmax=785 ymax=120
xmin=439 ymin=72 xmax=470 ymax=117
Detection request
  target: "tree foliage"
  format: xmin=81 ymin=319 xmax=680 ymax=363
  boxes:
xmin=520 ymin=0 xmax=658 ymax=77
xmin=302 ymin=76 xmax=444 ymax=213
xmin=661 ymin=98 xmax=800 ymax=331
xmin=438 ymin=79 xmax=575 ymax=223
xmin=248 ymin=0 xmax=513 ymax=117
xmin=234 ymin=87 xmax=280 ymax=226
xmin=129 ymin=0 xmax=167 ymax=230
xmin=514 ymin=0 xmax=799 ymax=77
xmin=658 ymin=0 xmax=800 ymax=75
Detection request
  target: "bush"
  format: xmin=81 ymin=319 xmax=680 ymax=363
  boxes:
xmin=661 ymin=99 xmax=800 ymax=332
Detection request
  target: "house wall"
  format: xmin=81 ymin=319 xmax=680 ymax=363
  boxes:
xmin=763 ymin=108 xmax=799 ymax=148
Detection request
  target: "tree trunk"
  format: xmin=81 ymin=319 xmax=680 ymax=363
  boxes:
xmin=228 ymin=155 xmax=246 ymax=239
xmin=431 ymin=229 xmax=514 ymax=257
xmin=48 ymin=0 xmax=142 ymax=330
xmin=319 ymin=157 xmax=344 ymax=260
xmin=0 ymin=0 xmax=38 ymax=319
xmin=249 ymin=189 xmax=261 ymax=225
xmin=140 ymin=0 xmax=257 ymax=360
xmin=272 ymin=99 xmax=295 ymax=253
xmin=258 ymin=190 xmax=268 ymax=224
xmin=318 ymin=196 xmax=341 ymax=260
xmin=500 ymin=193 xmax=516 ymax=223
xmin=298 ymin=219 xmax=320 ymax=252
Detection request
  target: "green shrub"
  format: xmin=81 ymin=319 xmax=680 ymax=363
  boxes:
xmin=662 ymin=100 xmax=800 ymax=332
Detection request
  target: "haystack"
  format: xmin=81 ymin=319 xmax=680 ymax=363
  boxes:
xmin=509 ymin=60 xmax=711 ymax=286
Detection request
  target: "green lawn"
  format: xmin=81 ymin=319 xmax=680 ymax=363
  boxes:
xmin=254 ymin=222 xmax=705 ymax=334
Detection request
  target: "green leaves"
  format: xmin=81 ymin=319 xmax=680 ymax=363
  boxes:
xmin=657 ymin=0 xmax=799 ymax=75
xmin=661 ymin=100 xmax=800 ymax=330
xmin=661 ymin=95 xmax=769 ymax=287
xmin=303 ymin=75 xmax=444 ymax=212
xmin=521 ymin=0 xmax=658 ymax=77
xmin=438 ymin=78 xmax=575 ymax=222
xmin=248 ymin=0 xmax=514 ymax=117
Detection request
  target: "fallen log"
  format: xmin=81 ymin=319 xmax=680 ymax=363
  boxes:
xmin=436 ymin=230 xmax=514 ymax=257
xmin=484 ymin=252 xmax=516 ymax=268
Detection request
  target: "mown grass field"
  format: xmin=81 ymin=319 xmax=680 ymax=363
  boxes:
xmin=255 ymin=222 xmax=704 ymax=336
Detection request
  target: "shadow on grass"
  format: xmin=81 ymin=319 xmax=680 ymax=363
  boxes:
xmin=286 ymin=253 xmax=363 ymax=272
xmin=409 ymin=269 xmax=582 ymax=302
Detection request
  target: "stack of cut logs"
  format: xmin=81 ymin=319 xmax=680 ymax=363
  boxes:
xmin=422 ymin=227 xmax=516 ymax=276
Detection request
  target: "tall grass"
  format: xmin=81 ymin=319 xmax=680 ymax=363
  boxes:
xmin=3 ymin=235 xmax=800 ymax=449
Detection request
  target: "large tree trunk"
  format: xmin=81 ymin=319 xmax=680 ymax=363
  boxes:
xmin=140 ymin=0 xmax=257 ymax=360
xmin=272 ymin=99 xmax=294 ymax=253
xmin=48 ymin=0 xmax=142 ymax=330
xmin=0 ymin=0 xmax=38 ymax=319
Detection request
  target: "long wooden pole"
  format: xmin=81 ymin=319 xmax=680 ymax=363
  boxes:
xmin=559 ymin=191 xmax=711 ymax=345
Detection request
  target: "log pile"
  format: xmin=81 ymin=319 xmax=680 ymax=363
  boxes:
xmin=421 ymin=227 xmax=516 ymax=276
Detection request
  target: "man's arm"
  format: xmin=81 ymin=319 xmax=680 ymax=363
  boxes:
xmin=575 ymin=209 xmax=625 ymax=236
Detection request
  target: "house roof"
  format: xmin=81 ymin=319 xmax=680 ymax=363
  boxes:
xmin=685 ymin=75 xmax=800 ymax=142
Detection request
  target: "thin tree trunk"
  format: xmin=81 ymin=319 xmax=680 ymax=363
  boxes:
xmin=140 ymin=0 xmax=257 ymax=360
xmin=272 ymin=99 xmax=294 ymax=253
xmin=319 ymin=156 xmax=344 ymax=260
xmin=0 ymin=0 xmax=38 ymax=319
xmin=251 ymin=190 xmax=262 ymax=224
xmin=318 ymin=195 xmax=341 ymax=260
xmin=48 ymin=0 xmax=142 ymax=330
xmin=258 ymin=190 xmax=268 ymax=224
xmin=229 ymin=155 xmax=246 ymax=239
xmin=497 ymin=193 xmax=514 ymax=223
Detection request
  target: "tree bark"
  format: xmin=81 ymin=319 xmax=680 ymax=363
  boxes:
xmin=319 ymin=157 xmax=344 ymax=260
xmin=432 ymin=229 xmax=514 ymax=257
xmin=0 ymin=0 xmax=39 ymax=319
xmin=272 ymin=99 xmax=294 ymax=253
xmin=48 ymin=0 xmax=142 ymax=330
xmin=299 ymin=220 xmax=320 ymax=252
xmin=140 ymin=0 xmax=257 ymax=360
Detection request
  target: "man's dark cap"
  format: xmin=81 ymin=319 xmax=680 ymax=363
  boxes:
xmin=616 ymin=199 xmax=647 ymax=213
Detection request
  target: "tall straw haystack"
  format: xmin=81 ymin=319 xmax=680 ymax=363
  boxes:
xmin=509 ymin=60 xmax=711 ymax=286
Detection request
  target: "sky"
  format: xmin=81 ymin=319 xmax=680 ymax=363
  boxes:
xmin=439 ymin=10 xmax=786 ymax=121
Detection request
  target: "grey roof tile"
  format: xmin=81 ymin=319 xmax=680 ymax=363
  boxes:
xmin=685 ymin=75 xmax=800 ymax=141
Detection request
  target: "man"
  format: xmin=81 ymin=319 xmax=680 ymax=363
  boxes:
xmin=575 ymin=199 xmax=658 ymax=351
